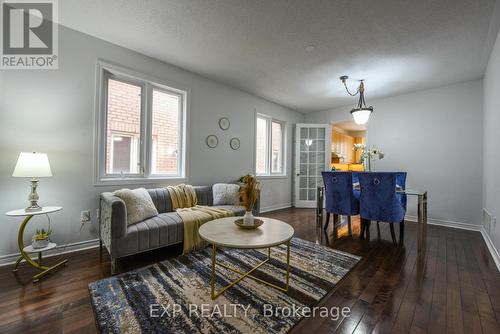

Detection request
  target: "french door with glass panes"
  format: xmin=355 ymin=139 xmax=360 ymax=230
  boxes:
xmin=294 ymin=124 xmax=331 ymax=208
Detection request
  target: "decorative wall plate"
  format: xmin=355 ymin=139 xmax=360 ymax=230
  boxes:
xmin=230 ymin=137 xmax=240 ymax=150
xmin=206 ymin=135 xmax=219 ymax=148
xmin=218 ymin=117 xmax=230 ymax=130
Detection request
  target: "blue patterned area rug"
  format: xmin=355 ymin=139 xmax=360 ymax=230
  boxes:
xmin=89 ymin=238 xmax=360 ymax=333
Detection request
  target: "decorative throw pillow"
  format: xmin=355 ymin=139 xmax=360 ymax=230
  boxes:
xmin=114 ymin=188 xmax=158 ymax=226
xmin=212 ymin=183 xmax=240 ymax=206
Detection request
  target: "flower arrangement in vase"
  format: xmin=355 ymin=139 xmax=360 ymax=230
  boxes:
xmin=354 ymin=144 xmax=384 ymax=171
xmin=239 ymin=174 xmax=261 ymax=226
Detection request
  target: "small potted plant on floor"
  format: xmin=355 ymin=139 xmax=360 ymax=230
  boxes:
xmin=32 ymin=228 xmax=51 ymax=249
xmin=239 ymin=174 xmax=261 ymax=226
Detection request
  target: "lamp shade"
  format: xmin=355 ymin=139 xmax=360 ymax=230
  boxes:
xmin=12 ymin=152 xmax=52 ymax=178
xmin=351 ymin=108 xmax=373 ymax=125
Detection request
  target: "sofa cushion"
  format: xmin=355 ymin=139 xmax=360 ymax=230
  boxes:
xmin=213 ymin=183 xmax=240 ymax=205
xmin=212 ymin=205 xmax=246 ymax=216
xmin=194 ymin=186 xmax=213 ymax=206
xmin=115 ymin=212 xmax=183 ymax=257
xmin=114 ymin=188 xmax=158 ymax=226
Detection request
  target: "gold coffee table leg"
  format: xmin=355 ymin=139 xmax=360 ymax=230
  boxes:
xmin=285 ymin=239 xmax=290 ymax=290
xmin=211 ymin=244 xmax=216 ymax=298
xmin=210 ymin=240 xmax=291 ymax=300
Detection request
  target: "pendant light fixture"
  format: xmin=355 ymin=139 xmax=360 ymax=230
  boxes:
xmin=340 ymin=75 xmax=373 ymax=125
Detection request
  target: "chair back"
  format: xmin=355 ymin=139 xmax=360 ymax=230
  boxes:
xmin=321 ymin=171 xmax=359 ymax=215
xmin=358 ymin=172 xmax=406 ymax=223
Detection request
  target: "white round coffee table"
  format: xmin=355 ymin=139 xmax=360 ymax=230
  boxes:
xmin=199 ymin=216 xmax=294 ymax=299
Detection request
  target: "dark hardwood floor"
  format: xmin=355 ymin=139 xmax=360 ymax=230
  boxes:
xmin=0 ymin=208 xmax=499 ymax=333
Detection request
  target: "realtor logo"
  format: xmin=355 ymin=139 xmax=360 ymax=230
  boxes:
xmin=1 ymin=0 xmax=58 ymax=69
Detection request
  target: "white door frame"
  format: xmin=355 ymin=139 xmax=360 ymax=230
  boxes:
xmin=294 ymin=123 xmax=331 ymax=208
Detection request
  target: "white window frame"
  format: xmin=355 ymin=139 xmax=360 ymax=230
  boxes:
xmin=109 ymin=133 xmax=139 ymax=174
xmin=94 ymin=60 xmax=189 ymax=185
xmin=254 ymin=113 xmax=287 ymax=177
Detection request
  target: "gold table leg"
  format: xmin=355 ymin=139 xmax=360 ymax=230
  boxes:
xmin=210 ymin=240 xmax=291 ymax=300
xmin=13 ymin=215 xmax=68 ymax=282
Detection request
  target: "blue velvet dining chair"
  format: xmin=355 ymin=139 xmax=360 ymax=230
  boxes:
xmin=358 ymin=172 xmax=407 ymax=245
xmin=321 ymin=171 xmax=359 ymax=235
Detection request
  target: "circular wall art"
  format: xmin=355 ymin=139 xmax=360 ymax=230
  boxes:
xmin=218 ymin=117 xmax=230 ymax=130
xmin=206 ymin=135 xmax=219 ymax=148
xmin=230 ymin=137 xmax=240 ymax=150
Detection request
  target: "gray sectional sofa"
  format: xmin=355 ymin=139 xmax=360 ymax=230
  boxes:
xmin=99 ymin=185 xmax=257 ymax=273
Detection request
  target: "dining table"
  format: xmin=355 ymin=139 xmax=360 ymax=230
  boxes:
xmin=316 ymin=185 xmax=427 ymax=227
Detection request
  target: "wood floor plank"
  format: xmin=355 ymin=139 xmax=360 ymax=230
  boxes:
xmin=428 ymin=227 xmax=448 ymax=334
xmin=409 ymin=225 xmax=439 ymax=333
xmin=449 ymin=233 xmax=482 ymax=334
xmin=353 ymin=225 xmax=419 ymax=333
xmin=370 ymin=228 xmax=421 ymax=333
xmin=445 ymin=232 xmax=464 ymax=334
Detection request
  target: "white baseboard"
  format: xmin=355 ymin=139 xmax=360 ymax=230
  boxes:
xmin=260 ymin=202 xmax=292 ymax=213
xmin=406 ymin=215 xmax=499 ymax=271
xmin=405 ymin=215 xmax=482 ymax=231
xmin=480 ymin=226 xmax=500 ymax=271
xmin=0 ymin=238 xmax=100 ymax=267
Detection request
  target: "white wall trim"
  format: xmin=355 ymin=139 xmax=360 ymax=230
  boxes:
xmin=480 ymin=226 xmax=500 ymax=271
xmin=260 ymin=202 xmax=292 ymax=213
xmin=406 ymin=215 xmax=499 ymax=271
xmin=405 ymin=215 xmax=482 ymax=231
xmin=0 ymin=239 xmax=100 ymax=267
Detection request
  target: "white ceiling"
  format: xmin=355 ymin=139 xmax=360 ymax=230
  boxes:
xmin=60 ymin=0 xmax=498 ymax=113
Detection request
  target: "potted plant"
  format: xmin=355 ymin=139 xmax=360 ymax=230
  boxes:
xmin=239 ymin=174 xmax=261 ymax=225
xmin=32 ymin=228 xmax=51 ymax=249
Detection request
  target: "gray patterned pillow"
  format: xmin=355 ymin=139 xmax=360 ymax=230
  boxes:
xmin=212 ymin=183 xmax=240 ymax=206
xmin=114 ymin=188 xmax=158 ymax=225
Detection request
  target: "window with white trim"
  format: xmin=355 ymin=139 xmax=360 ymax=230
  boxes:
xmin=255 ymin=114 xmax=286 ymax=176
xmin=96 ymin=62 xmax=187 ymax=183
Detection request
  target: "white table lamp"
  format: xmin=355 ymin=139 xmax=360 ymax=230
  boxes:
xmin=12 ymin=152 xmax=52 ymax=212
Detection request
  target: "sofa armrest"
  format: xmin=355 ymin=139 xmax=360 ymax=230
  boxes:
xmin=99 ymin=192 xmax=127 ymax=253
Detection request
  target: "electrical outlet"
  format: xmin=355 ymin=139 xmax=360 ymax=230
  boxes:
xmin=81 ymin=210 xmax=91 ymax=223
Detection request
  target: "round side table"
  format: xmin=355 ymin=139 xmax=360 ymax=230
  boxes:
xmin=5 ymin=206 xmax=68 ymax=282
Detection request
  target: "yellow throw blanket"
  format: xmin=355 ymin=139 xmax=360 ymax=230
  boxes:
xmin=177 ymin=205 xmax=234 ymax=254
xmin=166 ymin=184 xmax=198 ymax=209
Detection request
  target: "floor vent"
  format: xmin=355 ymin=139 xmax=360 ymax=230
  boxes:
xmin=483 ymin=208 xmax=492 ymax=234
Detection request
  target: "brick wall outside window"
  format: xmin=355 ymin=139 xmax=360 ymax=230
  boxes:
xmin=152 ymin=89 xmax=179 ymax=174
xmin=105 ymin=79 xmax=179 ymax=174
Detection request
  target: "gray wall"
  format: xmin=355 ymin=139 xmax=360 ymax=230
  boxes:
xmin=0 ymin=27 xmax=303 ymax=259
xmin=306 ymin=80 xmax=483 ymax=226
xmin=483 ymin=29 xmax=500 ymax=252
